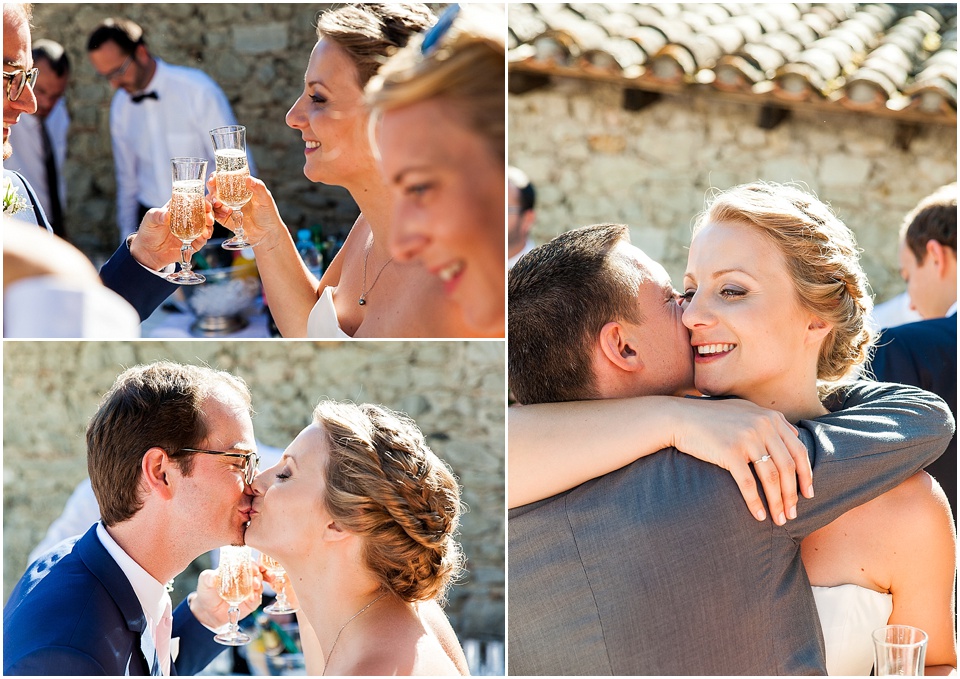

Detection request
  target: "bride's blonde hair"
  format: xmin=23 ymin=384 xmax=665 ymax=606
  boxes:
xmin=694 ymin=182 xmax=874 ymax=389
xmin=312 ymin=400 xmax=464 ymax=603
xmin=365 ymin=4 xmax=505 ymax=163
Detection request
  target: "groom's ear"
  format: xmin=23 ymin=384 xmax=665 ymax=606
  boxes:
xmin=598 ymin=321 xmax=644 ymax=373
xmin=141 ymin=447 xmax=175 ymax=500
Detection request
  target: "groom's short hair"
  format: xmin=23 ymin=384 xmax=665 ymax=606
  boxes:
xmin=87 ymin=362 xmax=252 ymax=526
xmin=509 ymin=223 xmax=644 ymax=404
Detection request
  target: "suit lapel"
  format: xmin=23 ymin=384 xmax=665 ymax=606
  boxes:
xmin=75 ymin=524 xmax=153 ymax=674
xmin=3 ymin=169 xmax=51 ymax=232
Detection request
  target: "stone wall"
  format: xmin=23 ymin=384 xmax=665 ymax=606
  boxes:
xmin=509 ymin=78 xmax=958 ymax=302
xmin=27 ymin=3 xmax=368 ymax=262
xmin=2 ymin=340 xmax=505 ymax=640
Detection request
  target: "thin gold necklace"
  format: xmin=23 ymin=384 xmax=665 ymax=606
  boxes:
xmin=359 ymin=239 xmax=394 ymax=306
xmin=322 ymin=590 xmax=387 ymax=675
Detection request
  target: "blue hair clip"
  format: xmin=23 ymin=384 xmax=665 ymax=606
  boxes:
xmin=421 ymin=3 xmax=460 ymax=55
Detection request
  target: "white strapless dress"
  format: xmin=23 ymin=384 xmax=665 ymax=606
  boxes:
xmin=306 ymin=287 xmax=352 ymax=338
xmin=812 ymin=583 xmax=893 ymax=675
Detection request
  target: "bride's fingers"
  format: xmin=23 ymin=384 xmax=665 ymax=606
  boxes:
xmin=764 ymin=436 xmax=799 ymax=522
xmin=210 ymin=199 xmax=233 ymax=224
xmin=780 ymin=416 xmax=813 ymax=499
xmin=729 ymin=461 xmax=767 ymax=522
xmin=751 ymin=446 xmax=787 ymax=525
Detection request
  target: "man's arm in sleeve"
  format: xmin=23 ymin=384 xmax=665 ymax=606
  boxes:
xmin=98 ymin=238 xmax=176 ymax=321
xmin=170 ymin=597 xmax=226 ymax=676
xmin=787 ymin=380 xmax=954 ymax=539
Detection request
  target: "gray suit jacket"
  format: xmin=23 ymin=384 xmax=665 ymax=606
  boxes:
xmin=507 ymin=382 xmax=954 ymax=675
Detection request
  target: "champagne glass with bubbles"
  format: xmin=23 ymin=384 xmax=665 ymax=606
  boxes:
xmin=166 ymin=158 xmax=207 ymax=285
xmin=214 ymin=546 xmax=254 ymax=646
xmin=209 ymin=125 xmax=257 ymax=250
xmin=259 ymin=552 xmax=299 ymax=615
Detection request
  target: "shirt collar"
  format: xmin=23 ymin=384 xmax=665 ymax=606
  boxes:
xmin=947 ymin=301 xmax=957 ymax=317
xmin=129 ymin=58 xmax=165 ymax=100
xmin=146 ymin=58 xmax=166 ymax=91
xmin=96 ymin=521 xmax=170 ymax=628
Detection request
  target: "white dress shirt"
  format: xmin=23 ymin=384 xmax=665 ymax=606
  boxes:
xmin=868 ymin=291 xmax=922 ymax=332
xmin=109 ymin=58 xmax=254 ymax=241
xmin=96 ymin=522 xmax=175 ymax=675
xmin=6 ymin=98 xmax=69 ymax=221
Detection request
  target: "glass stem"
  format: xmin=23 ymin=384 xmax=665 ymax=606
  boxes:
xmin=275 ymin=573 xmax=287 ymax=606
xmin=179 ymin=242 xmax=192 ymax=273
xmin=228 ymin=605 xmax=240 ymax=633
xmin=232 ymin=210 xmax=244 ymax=239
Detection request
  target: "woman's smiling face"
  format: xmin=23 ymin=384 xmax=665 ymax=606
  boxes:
xmin=681 ymin=220 xmax=826 ymax=404
xmin=285 ymin=39 xmax=372 ymax=186
xmin=378 ymin=98 xmax=505 ymax=334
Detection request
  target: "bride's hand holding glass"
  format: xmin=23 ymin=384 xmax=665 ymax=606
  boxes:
xmin=207 ymin=174 xmax=287 ymax=252
xmin=257 ymin=553 xmax=300 ymax=614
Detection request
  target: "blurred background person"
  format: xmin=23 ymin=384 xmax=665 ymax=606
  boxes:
xmin=507 ymin=165 xmax=536 ymax=269
xmin=87 ymin=17 xmax=252 ymax=242
xmin=6 ymin=38 xmax=69 ymax=239
xmin=369 ymin=3 xmax=506 ymax=337
xmin=871 ymin=182 xmax=957 ymax=521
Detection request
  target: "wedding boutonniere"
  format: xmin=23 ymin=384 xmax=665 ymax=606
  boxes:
xmin=3 ymin=176 xmax=30 ymax=217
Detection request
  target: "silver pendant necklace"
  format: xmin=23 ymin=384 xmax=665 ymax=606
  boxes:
xmin=322 ymin=590 xmax=387 ymax=675
xmin=359 ymin=240 xmax=394 ymax=306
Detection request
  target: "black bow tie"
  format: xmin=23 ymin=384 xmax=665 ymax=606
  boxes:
xmin=131 ymin=91 xmax=159 ymax=103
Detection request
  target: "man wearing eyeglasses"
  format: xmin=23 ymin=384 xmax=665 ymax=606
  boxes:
xmin=6 ymin=39 xmax=70 ymax=240
xmin=3 ymin=5 xmax=43 ymax=221
xmin=87 ymin=17 xmax=252 ymax=243
xmin=3 ymin=3 xmax=215 ymax=327
xmin=4 ymin=361 xmax=265 ymax=675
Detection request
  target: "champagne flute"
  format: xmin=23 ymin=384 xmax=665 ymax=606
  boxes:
xmin=214 ymin=546 xmax=254 ymax=646
xmin=259 ymin=552 xmax=299 ymax=614
xmin=209 ymin=125 xmax=256 ymax=250
xmin=166 ymin=158 xmax=207 ymax=285
xmin=873 ymin=625 xmax=928 ymax=676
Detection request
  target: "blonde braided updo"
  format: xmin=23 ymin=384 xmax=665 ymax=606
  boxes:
xmin=313 ymin=400 xmax=464 ymax=602
xmin=694 ymin=182 xmax=875 ymax=387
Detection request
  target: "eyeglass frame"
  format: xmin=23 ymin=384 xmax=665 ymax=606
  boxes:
xmin=421 ymin=3 xmax=460 ymax=56
xmin=98 ymin=54 xmax=134 ymax=81
xmin=3 ymin=67 xmax=39 ymax=102
xmin=177 ymin=447 xmax=261 ymax=485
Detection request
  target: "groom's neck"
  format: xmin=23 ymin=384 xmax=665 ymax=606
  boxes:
xmin=106 ymin=518 xmax=189 ymax=585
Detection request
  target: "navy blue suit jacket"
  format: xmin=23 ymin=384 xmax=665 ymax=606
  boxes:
xmin=870 ymin=313 xmax=958 ymax=518
xmin=3 ymin=525 xmax=224 ymax=676
xmin=7 ymin=169 xmax=176 ymax=321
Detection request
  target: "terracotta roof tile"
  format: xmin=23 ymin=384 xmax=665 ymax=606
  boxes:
xmin=509 ymin=3 xmax=957 ymax=122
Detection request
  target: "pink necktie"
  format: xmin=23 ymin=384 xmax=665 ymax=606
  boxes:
xmin=155 ymin=600 xmax=173 ymax=676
